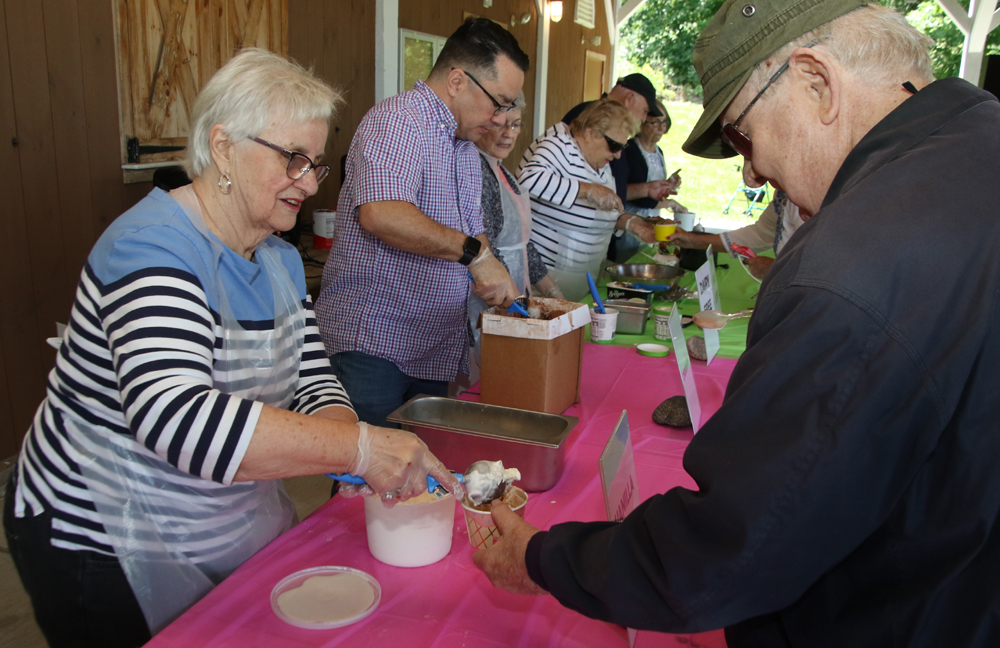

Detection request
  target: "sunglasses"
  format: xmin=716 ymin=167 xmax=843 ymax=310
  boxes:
xmin=249 ymin=136 xmax=330 ymax=184
xmin=602 ymin=133 xmax=628 ymax=154
xmin=721 ymin=43 xmax=815 ymax=159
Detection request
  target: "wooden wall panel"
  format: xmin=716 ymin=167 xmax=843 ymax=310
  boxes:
xmin=545 ymin=3 xmax=613 ymax=129
xmin=0 ymin=0 xmax=23 ymax=456
xmin=2 ymin=1 xmax=63 ymax=451
xmin=287 ymin=0 xmax=376 ymax=215
xmin=42 ymin=0 xmax=97 ymax=292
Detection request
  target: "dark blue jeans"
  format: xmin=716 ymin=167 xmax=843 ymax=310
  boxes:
xmin=4 ymin=469 xmax=151 ymax=648
xmin=329 ymin=351 xmax=448 ymax=428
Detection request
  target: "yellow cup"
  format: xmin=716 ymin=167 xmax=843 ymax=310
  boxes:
xmin=654 ymin=223 xmax=677 ymax=241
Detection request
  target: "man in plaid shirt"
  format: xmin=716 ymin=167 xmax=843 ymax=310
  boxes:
xmin=317 ymin=18 xmax=528 ymax=429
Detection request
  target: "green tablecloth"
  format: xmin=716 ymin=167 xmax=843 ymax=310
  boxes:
xmin=579 ymin=246 xmax=765 ymax=359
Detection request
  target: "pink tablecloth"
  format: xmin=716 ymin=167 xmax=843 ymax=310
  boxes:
xmin=146 ymin=344 xmax=737 ymax=648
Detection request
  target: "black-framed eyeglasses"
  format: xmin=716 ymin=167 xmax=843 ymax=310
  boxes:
xmin=721 ymin=43 xmax=815 ymax=159
xmin=249 ymin=136 xmax=331 ymax=184
xmin=458 ymin=68 xmax=516 ymax=115
xmin=602 ymin=133 xmax=627 ymax=154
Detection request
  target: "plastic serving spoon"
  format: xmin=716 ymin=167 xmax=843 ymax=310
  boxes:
xmin=327 ymin=472 xmax=464 ymax=499
xmin=618 ymin=281 xmax=673 ymax=292
xmin=586 ymin=272 xmax=605 ymax=314
xmin=692 ymin=309 xmax=754 ymax=330
xmin=470 ymin=271 xmax=531 ymax=318
xmin=328 ymin=459 xmax=518 ymax=503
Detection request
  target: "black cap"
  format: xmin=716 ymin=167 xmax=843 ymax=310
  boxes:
xmin=617 ymin=73 xmax=663 ymax=117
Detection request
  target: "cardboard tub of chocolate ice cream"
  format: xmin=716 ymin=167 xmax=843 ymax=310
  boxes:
xmin=386 ymin=395 xmax=578 ymax=492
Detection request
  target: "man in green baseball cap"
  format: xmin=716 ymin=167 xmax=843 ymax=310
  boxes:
xmin=473 ymin=2 xmax=1000 ymax=646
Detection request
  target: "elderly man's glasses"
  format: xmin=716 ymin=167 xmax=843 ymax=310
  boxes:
xmin=602 ymin=133 xmax=627 ymax=154
xmin=459 ymin=69 xmax=516 ymax=115
xmin=250 ymin=136 xmax=330 ymax=184
xmin=722 ymin=43 xmax=815 ymax=159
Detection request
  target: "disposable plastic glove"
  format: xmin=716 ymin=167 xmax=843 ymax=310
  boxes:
xmin=584 ymin=184 xmax=623 ymax=212
xmin=469 ymin=246 xmax=519 ymax=307
xmin=625 ymin=216 xmax=657 ymax=244
xmin=342 ymin=422 xmax=463 ymax=508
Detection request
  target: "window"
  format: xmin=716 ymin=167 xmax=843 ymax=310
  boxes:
xmin=399 ymin=29 xmax=447 ymax=94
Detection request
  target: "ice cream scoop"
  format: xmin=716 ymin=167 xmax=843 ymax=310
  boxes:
xmin=692 ymin=309 xmax=754 ymax=330
xmin=463 ymin=460 xmax=521 ymax=506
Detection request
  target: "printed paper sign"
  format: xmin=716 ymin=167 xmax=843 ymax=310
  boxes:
xmin=668 ymin=303 xmax=702 ymax=432
xmin=599 ymin=411 xmax=641 ymax=523
xmin=694 ymin=249 xmax=721 ymax=364
xmin=598 ymin=410 xmax=642 ymax=647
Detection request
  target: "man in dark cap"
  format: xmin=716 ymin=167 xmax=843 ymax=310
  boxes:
xmin=561 ymin=73 xmax=678 ymax=261
xmin=474 ymin=2 xmax=1000 ymax=646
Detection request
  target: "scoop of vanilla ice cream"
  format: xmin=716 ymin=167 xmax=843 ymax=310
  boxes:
xmin=465 ymin=460 xmax=521 ymax=506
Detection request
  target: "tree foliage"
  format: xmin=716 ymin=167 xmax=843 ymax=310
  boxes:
xmin=619 ymin=0 xmax=726 ymax=96
xmin=620 ymin=0 xmax=1000 ymax=96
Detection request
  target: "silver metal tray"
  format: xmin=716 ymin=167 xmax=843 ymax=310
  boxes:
xmin=386 ymin=395 xmax=578 ymax=492
xmin=606 ymin=263 xmax=685 ymax=282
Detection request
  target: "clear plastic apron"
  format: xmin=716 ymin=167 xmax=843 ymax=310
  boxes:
xmin=468 ymin=155 xmax=532 ymax=383
xmin=547 ymin=169 xmax=618 ymax=302
xmin=77 ymin=197 xmax=304 ymax=634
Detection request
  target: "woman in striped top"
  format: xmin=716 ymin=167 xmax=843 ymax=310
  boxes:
xmin=4 ymin=49 xmax=461 ymax=648
xmin=516 ymin=98 xmax=654 ymax=300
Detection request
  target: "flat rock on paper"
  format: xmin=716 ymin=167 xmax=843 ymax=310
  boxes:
xmin=653 ymin=396 xmax=691 ymax=427
xmin=687 ymin=335 xmax=707 ymax=361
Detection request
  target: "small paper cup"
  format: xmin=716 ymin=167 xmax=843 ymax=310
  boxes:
xmin=654 ymin=223 xmax=677 ymax=241
xmin=590 ymin=307 xmax=619 ymax=342
xmin=461 ymin=486 xmax=528 ymax=551
xmin=677 ymin=212 xmax=696 ymax=231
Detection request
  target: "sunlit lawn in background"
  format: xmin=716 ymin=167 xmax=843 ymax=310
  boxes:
xmin=657 ymin=101 xmax=771 ymax=230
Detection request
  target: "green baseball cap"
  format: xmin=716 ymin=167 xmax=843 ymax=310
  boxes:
xmin=682 ymin=0 xmax=869 ymax=159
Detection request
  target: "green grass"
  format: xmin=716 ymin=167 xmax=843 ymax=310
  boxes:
xmin=656 ymin=101 xmax=771 ymax=230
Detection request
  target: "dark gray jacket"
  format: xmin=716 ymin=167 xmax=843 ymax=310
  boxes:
xmin=527 ymin=77 xmax=1000 ymax=647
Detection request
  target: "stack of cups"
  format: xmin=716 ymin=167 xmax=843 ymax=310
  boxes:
xmin=312 ymin=209 xmax=336 ymax=249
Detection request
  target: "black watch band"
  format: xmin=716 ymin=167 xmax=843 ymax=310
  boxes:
xmin=458 ymin=236 xmax=482 ymax=266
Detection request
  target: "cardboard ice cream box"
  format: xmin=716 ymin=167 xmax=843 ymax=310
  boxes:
xmin=479 ymin=298 xmax=589 ymax=414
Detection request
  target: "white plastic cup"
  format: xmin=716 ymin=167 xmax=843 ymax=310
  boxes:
xmin=677 ymin=212 xmax=696 ymax=232
xmin=312 ymin=209 xmax=335 ymax=249
xmin=590 ymin=307 xmax=619 ymax=342
xmin=364 ymin=493 xmax=455 ymax=567
xmin=653 ymin=310 xmax=672 ymax=340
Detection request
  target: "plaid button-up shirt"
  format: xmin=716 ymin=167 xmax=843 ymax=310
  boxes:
xmin=316 ymin=81 xmax=484 ymax=381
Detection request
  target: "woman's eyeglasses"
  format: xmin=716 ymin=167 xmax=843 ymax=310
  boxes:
xmin=250 ymin=136 xmax=330 ymax=184
xmin=602 ymin=133 xmax=628 ymax=154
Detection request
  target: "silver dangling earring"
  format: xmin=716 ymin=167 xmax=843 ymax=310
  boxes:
xmin=218 ymin=172 xmax=232 ymax=195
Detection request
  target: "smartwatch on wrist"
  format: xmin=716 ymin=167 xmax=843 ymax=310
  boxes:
xmin=458 ymin=236 xmax=483 ymax=266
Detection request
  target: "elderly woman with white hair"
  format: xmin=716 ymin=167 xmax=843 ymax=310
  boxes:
xmin=3 ymin=48 xmax=460 ymax=648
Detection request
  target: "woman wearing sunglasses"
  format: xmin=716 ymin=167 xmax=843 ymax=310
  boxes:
xmin=516 ymin=98 xmax=654 ymax=300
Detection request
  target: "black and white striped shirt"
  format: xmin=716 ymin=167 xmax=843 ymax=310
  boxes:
xmin=14 ymin=190 xmax=352 ymax=556
xmin=516 ymin=122 xmax=619 ymax=270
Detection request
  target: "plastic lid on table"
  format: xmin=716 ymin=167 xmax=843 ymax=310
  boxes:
xmin=271 ymin=566 xmax=381 ymax=629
